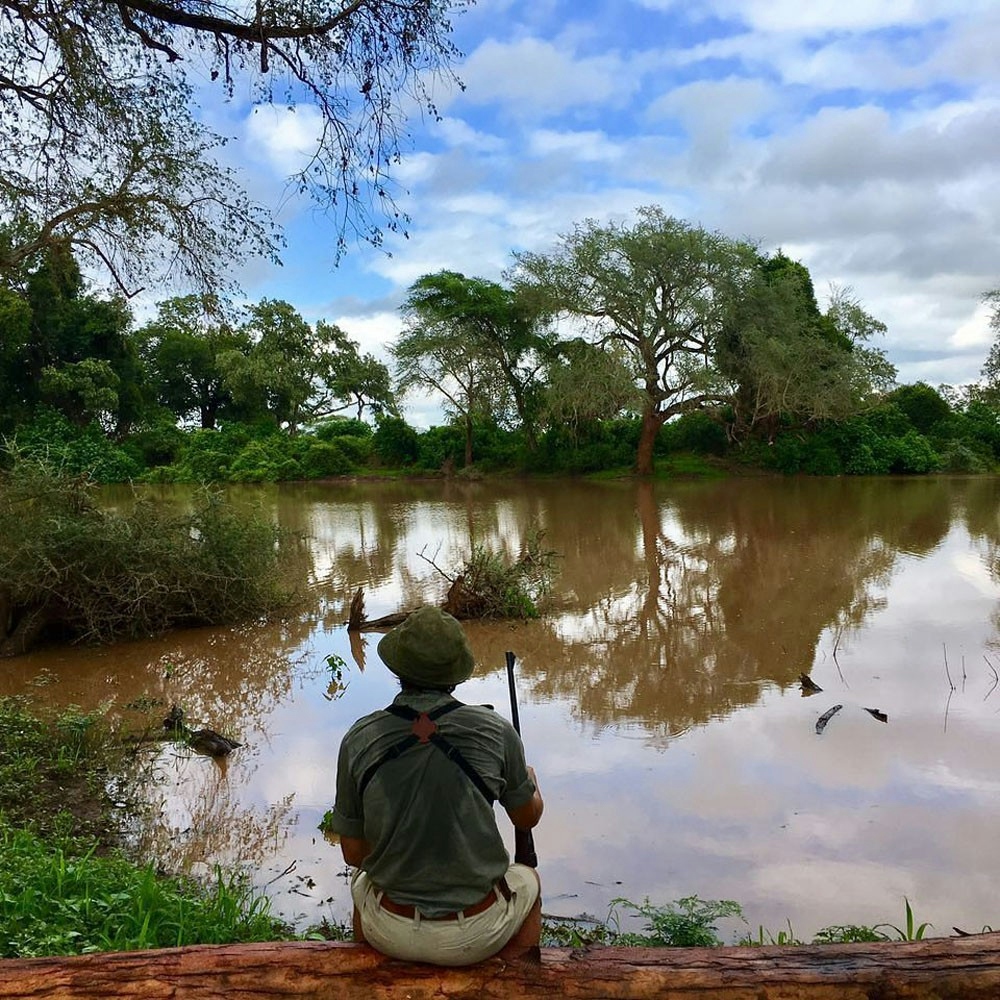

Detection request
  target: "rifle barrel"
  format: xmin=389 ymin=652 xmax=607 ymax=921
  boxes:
xmin=505 ymin=650 xmax=538 ymax=869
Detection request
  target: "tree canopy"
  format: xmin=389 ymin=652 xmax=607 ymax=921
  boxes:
xmin=512 ymin=207 xmax=760 ymax=474
xmin=0 ymin=0 xmax=469 ymax=294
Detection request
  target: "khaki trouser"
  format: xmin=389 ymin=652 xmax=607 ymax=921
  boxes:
xmin=351 ymin=864 xmax=539 ymax=966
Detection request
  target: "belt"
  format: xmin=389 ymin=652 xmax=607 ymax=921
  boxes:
xmin=379 ymin=876 xmax=512 ymax=921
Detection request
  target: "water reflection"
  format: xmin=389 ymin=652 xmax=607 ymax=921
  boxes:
xmin=6 ymin=476 xmax=1000 ymax=939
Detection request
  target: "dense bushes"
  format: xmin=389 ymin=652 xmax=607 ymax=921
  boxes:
xmin=5 ymin=409 xmax=141 ymax=483
xmin=0 ymin=461 xmax=296 ymax=655
xmin=6 ymin=381 xmax=1000 ymax=483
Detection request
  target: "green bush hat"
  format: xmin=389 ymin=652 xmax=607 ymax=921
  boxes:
xmin=377 ymin=606 xmax=475 ymax=688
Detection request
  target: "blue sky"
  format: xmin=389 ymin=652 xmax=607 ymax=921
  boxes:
xmin=197 ymin=0 xmax=1000 ymax=426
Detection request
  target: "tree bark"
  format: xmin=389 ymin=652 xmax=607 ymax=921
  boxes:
xmin=3 ymin=937 xmax=1000 ymax=1000
xmin=635 ymin=408 xmax=664 ymax=476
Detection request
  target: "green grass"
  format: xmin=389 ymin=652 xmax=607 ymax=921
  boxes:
xmin=0 ymin=697 xmax=297 ymax=959
xmin=543 ymin=895 xmax=947 ymax=950
xmin=0 ymin=821 xmax=291 ymax=957
xmin=0 ymin=697 xmax=111 ymax=841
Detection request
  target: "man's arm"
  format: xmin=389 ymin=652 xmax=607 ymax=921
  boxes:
xmin=505 ymin=765 xmax=544 ymax=830
xmin=340 ymin=835 xmax=372 ymax=867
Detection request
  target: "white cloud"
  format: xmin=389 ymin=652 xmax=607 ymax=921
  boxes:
xmin=528 ymin=128 xmax=623 ymax=162
xmin=244 ymin=104 xmax=324 ymax=177
xmin=950 ymin=301 xmax=994 ymax=350
xmin=453 ymin=37 xmax=635 ymax=116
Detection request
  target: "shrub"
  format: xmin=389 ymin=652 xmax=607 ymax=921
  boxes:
xmin=441 ymin=529 xmax=557 ymax=620
xmin=416 ymin=424 xmax=464 ymax=470
xmin=888 ymin=383 xmax=951 ymax=435
xmin=125 ymin=422 xmax=186 ymax=468
xmin=313 ymin=417 xmax=372 ymax=441
xmin=659 ymin=411 xmax=728 ymax=456
xmin=886 ymin=430 xmax=940 ymax=474
xmin=171 ymin=428 xmax=238 ymax=481
xmin=5 ymin=410 xmax=141 ymax=483
xmin=372 ymin=415 xmax=419 ymax=466
xmin=228 ymin=437 xmax=302 ymax=482
xmin=0 ymin=460 xmax=295 ymax=654
xmin=333 ymin=435 xmax=371 ymax=467
xmin=301 ymin=440 xmax=354 ymax=478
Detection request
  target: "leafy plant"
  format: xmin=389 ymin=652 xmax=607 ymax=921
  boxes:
xmin=739 ymin=920 xmax=803 ymax=946
xmin=812 ymin=924 xmax=888 ymax=944
xmin=878 ymin=898 xmax=932 ymax=941
xmin=608 ymin=895 xmax=745 ymax=948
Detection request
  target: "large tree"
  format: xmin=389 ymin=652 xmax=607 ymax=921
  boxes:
xmin=0 ymin=0 xmax=468 ymax=294
xmin=400 ymin=271 xmax=555 ymax=446
xmin=717 ymin=255 xmax=896 ymax=441
xmin=0 ymin=244 xmax=145 ymax=433
xmin=512 ymin=207 xmax=759 ymax=475
xmin=393 ymin=285 xmax=505 ymax=466
xmin=136 ymin=295 xmax=250 ymax=429
xmin=221 ymin=299 xmax=359 ymax=434
xmin=973 ymin=289 xmax=1000 ymax=409
xmin=330 ymin=349 xmax=396 ymax=422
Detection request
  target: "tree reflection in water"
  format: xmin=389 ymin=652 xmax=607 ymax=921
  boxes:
xmin=8 ymin=476 xmax=1000 ymax=937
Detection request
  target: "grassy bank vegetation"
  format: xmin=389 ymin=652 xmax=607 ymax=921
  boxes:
xmin=0 ymin=697 xmax=295 ymax=958
xmin=542 ymin=894 xmax=967 ymax=949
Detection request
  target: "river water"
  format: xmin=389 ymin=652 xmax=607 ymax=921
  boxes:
xmin=5 ymin=475 xmax=1000 ymax=940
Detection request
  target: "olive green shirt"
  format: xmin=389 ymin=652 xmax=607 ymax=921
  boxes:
xmin=326 ymin=690 xmax=535 ymax=916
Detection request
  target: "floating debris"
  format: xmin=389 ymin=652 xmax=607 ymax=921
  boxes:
xmin=799 ymin=673 xmax=823 ymax=696
xmin=864 ymin=707 xmax=889 ymax=724
xmin=815 ymin=704 xmax=843 ymax=735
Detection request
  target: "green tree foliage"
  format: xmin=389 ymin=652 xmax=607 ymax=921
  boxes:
xmin=974 ymin=289 xmax=1000 ymax=409
xmin=0 ymin=1 xmax=468 ymax=292
xmin=398 ymin=271 xmax=555 ymax=446
xmin=0 ymin=246 xmax=145 ymax=434
xmin=393 ymin=277 xmax=515 ymax=466
xmin=221 ymin=300 xmax=357 ymax=435
xmin=887 ymin=382 xmax=951 ymax=436
xmin=329 ymin=350 xmax=397 ymax=422
xmin=717 ymin=255 xmax=895 ymax=441
xmin=372 ymin=414 xmax=420 ymax=466
xmin=542 ymin=338 xmax=642 ymax=440
xmin=5 ymin=409 xmax=141 ymax=483
xmin=512 ymin=207 xmax=759 ymax=475
xmin=135 ymin=295 xmax=249 ymax=429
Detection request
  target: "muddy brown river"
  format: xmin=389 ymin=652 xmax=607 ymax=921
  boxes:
xmin=5 ymin=476 xmax=1000 ymax=940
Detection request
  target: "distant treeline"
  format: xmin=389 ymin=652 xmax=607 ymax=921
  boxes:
xmin=3 ymin=213 xmax=1000 ymax=483
xmin=5 ymin=393 xmax=1000 ymax=484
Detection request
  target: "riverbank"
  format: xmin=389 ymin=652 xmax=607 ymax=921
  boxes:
xmin=0 ymin=698 xmax=299 ymax=958
xmin=1 ymin=697 xmax=977 ymax=961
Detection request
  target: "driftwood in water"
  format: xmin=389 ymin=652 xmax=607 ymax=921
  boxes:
xmin=345 ymin=584 xmax=473 ymax=633
xmin=346 ymin=587 xmax=411 ymax=632
xmin=4 ymin=936 xmax=1000 ymax=999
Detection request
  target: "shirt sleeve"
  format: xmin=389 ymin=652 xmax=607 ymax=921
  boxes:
xmin=323 ymin=733 xmax=366 ymax=839
xmin=498 ymin=722 xmax=536 ymax=811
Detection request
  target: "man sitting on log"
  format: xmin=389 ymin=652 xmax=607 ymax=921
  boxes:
xmin=325 ymin=606 xmax=544 ymax=966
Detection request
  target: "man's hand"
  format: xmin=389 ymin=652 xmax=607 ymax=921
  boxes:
xmin=506 ymin=765 xmax=544 ymax=831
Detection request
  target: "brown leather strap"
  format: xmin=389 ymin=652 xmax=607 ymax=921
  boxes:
xmin=379 ymin=877 xmax=511 ymax=921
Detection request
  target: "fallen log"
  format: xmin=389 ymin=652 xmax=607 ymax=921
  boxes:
xmin=3 ymin=935 xmax=1000 ymax=999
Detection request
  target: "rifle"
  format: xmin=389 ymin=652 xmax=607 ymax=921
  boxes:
xmin=505 ymin=650 xmax=538 ymax=868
